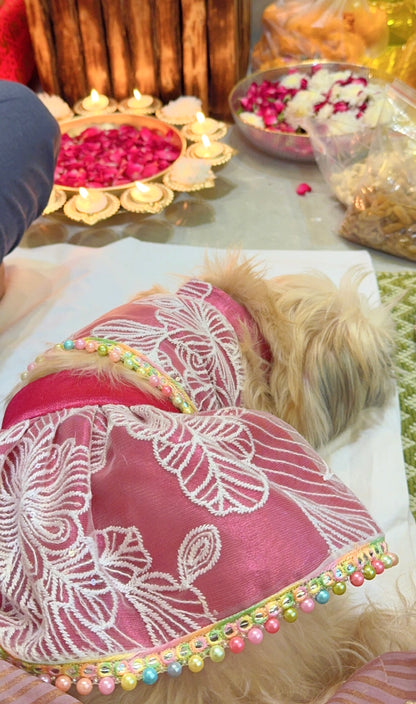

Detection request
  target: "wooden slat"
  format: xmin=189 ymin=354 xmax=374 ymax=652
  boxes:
xmin=154 ymin=0 xmax=182 ymax=103
xmin=25 ymin=0 xmax=247 ymax=119
xmin=77 ymin=0 xmax=111 ymax=96
xmin=237 ymin=0 xmax=251 ymax=78
xmin=180 ymin=0 xmax=209 ymax=111
xmin=49 ymin=0 xmax=87 ymax=104
xmin=100 ymin=0 xmax=132 ymax=100
xmin=23 ymin=0 xmax=60 ymax=95
xmin=207 ymin=0 xmax=239 ymax=119
xmin=124 ymin=0 xmax=159 ymax=96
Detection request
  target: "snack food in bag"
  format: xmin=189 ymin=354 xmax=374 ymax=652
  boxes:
xmin=252 ymin=0 xmax=389 ymax=70
xmin=302 ymin=73 xmax=392 ymax=207
xmin=339 ymin=80 xmax=416 ymax=262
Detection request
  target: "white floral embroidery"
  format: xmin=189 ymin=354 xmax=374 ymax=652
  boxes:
xmin=97 ymin=526 xmax=152 ymax=587
xmin=231 ymin=411 xmax=378 ymax=551
xmin=115 ymin=524 xmax=221 ymax=644
xmin=108 ymin=405 xmax=270 ymax=516
xmin=0 ymin=411 xmax=224 ymax=658
xmin=177 ymin=524 xmax=221 ymax=586
xmin=76 ymin=281 xmax=243 ymax=411
xmin=0 ymin=419 xmax=30 ymax=448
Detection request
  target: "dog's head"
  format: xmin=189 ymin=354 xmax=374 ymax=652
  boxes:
xmin=266 ymin=268 xmax=396 ymax=449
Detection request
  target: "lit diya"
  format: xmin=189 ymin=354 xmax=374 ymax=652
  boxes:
xmin=118 ymin=89 xmax=162 ymax=115
xmin=181 ymin=111 xmax=228 ymax=142
xmin=63 ymin=186 xmax=120 ymax=225
xmin=120 ymin=181 xmax=174 ymax=214
xmin=186 ymin=135 xmax=235 ymax=166
xmin=74 ymin=89 xmax=118 ymax=116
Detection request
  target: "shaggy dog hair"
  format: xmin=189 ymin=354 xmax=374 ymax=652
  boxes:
xmin=79 ymin=592 xmax=416 ymax=704
xmin=18 ymin=252 xmax=396 ymax=450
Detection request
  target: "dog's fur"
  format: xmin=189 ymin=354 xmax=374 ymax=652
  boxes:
xmin=18 ymin=253 xmax=396 ymax=449
xmin=82 ymin=588 xmax=416 ymax=704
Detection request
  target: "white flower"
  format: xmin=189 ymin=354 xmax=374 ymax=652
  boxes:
xmin=315 ymin=103 xmax=334 ymax=121
xmin=308 ymin=69 xmax=351 ymax=93
xmin=362 ymin=98 xmax=393 ymax=127
xmin=161 ymin=96 xmax=202 ymax=120
xmin=328 ymin=70 xmax=354 ymax=84
xmin=326 ymin=111 xmax=363 ymax=136
xmin=37 ymin=92 xmax=72 ymax=120
xmin=279 ymin=71 xmax=305 ymax=90
xmin=284 ymin=89 xmax=321 ymax=129
xmin=331 ymin=82 xmax=366 ymax=106
xmin=169 ymin=156 xmax=214 ymax=186
xmin=240 ymin=111 xmax=265 ymax=128
xmin=240 ymin=67 xmax=390 ymax=138
xmin=361 ymin=87 xmax=392 ymax=127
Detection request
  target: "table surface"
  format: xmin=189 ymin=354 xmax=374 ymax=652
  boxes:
xmin=20 ymin=123 xmax=416 ymax=274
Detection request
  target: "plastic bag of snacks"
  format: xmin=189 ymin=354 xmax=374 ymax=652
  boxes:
xmin=339 ymin=80 xmax=416 ymax=262
xmin=251 ymin=0 xmax=389 ymax=70
xmin=302 ymin=70 xmax=393 ymax=207
xmin=306 ymin=125 xmax=374 ymax=207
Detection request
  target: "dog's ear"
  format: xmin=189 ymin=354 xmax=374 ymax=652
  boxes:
xmin=268 ymin=269 xmax=396 ymax=449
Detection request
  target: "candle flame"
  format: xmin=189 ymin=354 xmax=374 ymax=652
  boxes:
xmin=79 ymin=187 xmax=89 ymax=199
xmin=134 ymin=181 xmax=150 ymax=194
xmin=196 ymin=111 xmax=205 ymax=124
xmin=133 ymin=89 xmax=142 ymax=100
xmin=201 ymin=134 xmax=211 ymax=147
xmin=90 ymin=89 xmax=99 ymax=104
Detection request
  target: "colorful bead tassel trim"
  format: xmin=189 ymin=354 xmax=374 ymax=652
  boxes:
xmin=0 ymin=539 xmax=397 ymax=695
xmin=54 ymin=336 xmax=197 ymax=414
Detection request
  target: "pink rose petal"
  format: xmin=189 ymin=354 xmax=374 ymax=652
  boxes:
xmin=296 ymin=183 xmax=312 ymax=196
xmin=54 ymin=124 xmax=181 ymax=188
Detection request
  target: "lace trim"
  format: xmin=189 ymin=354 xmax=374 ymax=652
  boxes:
xmin=27 ymin=336 xmax=197 ymax=415
xmin=0 ymin=539 xmax=397 ymax=694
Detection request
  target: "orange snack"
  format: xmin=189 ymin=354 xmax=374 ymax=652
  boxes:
xmin=322 ymin=31 xmax=367 ymax=62
xmin=252 ymin=0 xmax=389 ymax=69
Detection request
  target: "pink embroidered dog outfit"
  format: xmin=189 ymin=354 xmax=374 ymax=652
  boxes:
xmin=0 ymin=281 xmax=397 ymax=697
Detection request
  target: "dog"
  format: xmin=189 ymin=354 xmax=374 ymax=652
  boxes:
xmin=0 ymin=252 xmax=407 ymax=704
xmin=11 ymin=252 xmax=395 ymax=450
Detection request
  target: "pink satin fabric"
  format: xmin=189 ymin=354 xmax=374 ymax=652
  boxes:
xmin=2 ymin=370 xmax=178 ymax=429
xmin=327 ymin=651 xmax=416 ymax=703
xmin=203 ymin=285 xmax=272 ymax=363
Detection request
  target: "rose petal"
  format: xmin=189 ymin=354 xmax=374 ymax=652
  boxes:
xmin=296 ymin=183 xmax=312 ymax=196
xmin=54 ymin=124 xmax=181 ymax=188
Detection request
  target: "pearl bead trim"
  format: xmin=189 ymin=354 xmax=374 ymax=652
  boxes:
xmin=46 ymin=337 xmax=196 ymax=415
xmin=0 ymin=538 xmax=397 ymax=694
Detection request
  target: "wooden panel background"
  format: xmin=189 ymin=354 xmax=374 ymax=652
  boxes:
xmin=24 ymin=0 xmax=251 ymax=119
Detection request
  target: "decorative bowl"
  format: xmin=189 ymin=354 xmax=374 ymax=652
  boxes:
xmin=228 ymin=62 xmax=372 ymax=162
xmin=55 ymin=113 xmax=187 ymax=194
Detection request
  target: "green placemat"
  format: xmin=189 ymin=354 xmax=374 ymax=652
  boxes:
xmin=377 ymin=271 xmax=416 ymax=520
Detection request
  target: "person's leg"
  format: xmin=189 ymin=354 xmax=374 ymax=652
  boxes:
xmin=0 ymin=80 xmax=60 ymax=298
xmin=0 ymin=262 xmax=4 ymax=300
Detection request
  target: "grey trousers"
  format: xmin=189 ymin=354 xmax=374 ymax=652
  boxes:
xmin=0 ymin=80 xmax=60 ymax=262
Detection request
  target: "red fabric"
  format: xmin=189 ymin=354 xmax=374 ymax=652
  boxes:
xmin=2 ymin=370 xmax=179 ymax=428
xmin=0 ymin=0 xmax=34 ymax=84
